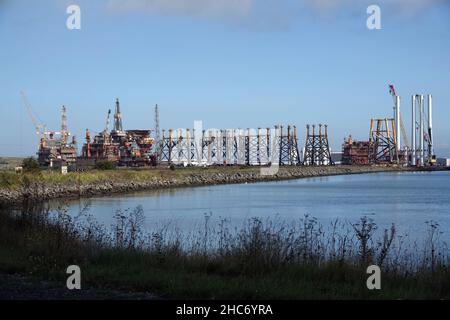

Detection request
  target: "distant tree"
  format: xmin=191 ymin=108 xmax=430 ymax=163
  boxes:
xmin=21 ymin=157 xmax=40 ymax=172
xmin=94 ymin=160 xmax=116 ymax=170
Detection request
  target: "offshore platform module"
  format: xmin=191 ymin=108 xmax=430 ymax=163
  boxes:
xmin=342 ymin=85 xmax=436 ymax=167
xmin=82 ymin=99 xmax=155 ymax=167
xmin=22 ymin=93 xmax=156 ymax=168
xmin=21 ymin=91 xmax=77 ymax=167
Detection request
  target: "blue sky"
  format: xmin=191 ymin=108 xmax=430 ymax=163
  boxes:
xmin=0 ymin=0 xmax=449 ymax=157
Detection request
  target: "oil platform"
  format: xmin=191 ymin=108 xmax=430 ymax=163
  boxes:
xmin=22 ymin=92 xmax=77 ymax=168
xmin=81 ymin=99 xmax=155 ymax=167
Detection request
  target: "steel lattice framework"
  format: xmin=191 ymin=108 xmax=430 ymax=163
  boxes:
xmin=369 ymin=118 xmax=398 ymax=164
xmin=159 ymin=124 xmax=301 ymax=166
xmin=303 ymin=124 xmax=334 ymax=166
xmin=277 ymin=125 xmax=301 ymax=165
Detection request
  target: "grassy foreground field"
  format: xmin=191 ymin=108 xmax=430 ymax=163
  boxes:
xmin=0 ymin=204 xmax=449 ymax=299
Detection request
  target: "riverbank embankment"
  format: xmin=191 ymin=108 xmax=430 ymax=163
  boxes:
xmin=0 ymin=165 xmax=417 ymax=207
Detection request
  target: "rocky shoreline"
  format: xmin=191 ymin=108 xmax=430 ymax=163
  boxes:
xmin=0 ymin=165 xmax=413 ymax=207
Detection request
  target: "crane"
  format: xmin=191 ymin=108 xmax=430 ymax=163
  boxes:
xmin=104 ymin=109 xmax=111 ymax=133
xmin=388 ymin=85 xmax=410 ymax=150
xmin=153 ymin=104 xmax=161 ymax=155
xmin=148 ymin=104 xmax=161 ymax=165
xmin=20 ymin=91 xmax=47 ymax=139
xmin=61 ymin=105 xmax=69 ymax=145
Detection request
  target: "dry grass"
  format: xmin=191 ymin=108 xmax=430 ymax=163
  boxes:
xmin=0 ymin=203 xmax=449 ymax=299
xmin=0 ymin=165 xmax=406 ymax=193
xmin=0 ymin=166 xmax=259 ymax=189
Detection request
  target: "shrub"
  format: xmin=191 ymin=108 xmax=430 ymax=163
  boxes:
xmin=94 ymin=160 xmax=116 ymax=170
xmin=21 ymin=157 xmax=40 ymax=172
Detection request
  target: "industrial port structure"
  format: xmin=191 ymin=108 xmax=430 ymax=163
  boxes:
xmin=21 ymin=92 xmax=77 ymax=168
xmin=342 ymin=85 xmax=436 ymax=167
xmin=81 ymin=99 xmax=155 ymax=167
xmin=159 ymin=125 xmax=303 ymax=166
xmin=22 ymin=84 xmax=436 ymax=170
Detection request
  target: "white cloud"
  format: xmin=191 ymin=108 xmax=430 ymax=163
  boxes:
xmin=107 ymin=0 xmax=254 ymax=18
xmin=105 ymin=0 xmax=449 ymax=30
xmin=393 ymin=0 xmax=449 ymax=15
xmin=304 ymin=0 xmax=449 ymax=16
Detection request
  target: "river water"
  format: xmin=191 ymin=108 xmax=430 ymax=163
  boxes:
xmin=55 ymin=171 xmax=450 ymax=244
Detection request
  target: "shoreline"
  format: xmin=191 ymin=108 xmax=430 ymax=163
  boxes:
xmin=0 ymin=165 xmax=424 ymax=208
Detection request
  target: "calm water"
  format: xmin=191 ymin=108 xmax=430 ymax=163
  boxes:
xmin=57 ymin=171 xmax=450 ymax=243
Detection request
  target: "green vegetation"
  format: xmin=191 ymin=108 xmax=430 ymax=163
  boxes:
xmin=0 ymin=205 xmax=448 ymax=299
xmin=0 ymin=165 xmax=262 ymax=191
xmin=0 ymin=165 xmax=405 ymax=193
xmin=94 ymin=160 xmax=116 ymax=171
xmin=21 ymin=157 xmax=40 ymax=172
xmin=0 ymin=171 xmax=21 ymax=189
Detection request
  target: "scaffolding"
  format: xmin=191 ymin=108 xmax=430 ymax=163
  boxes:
xmin=369 ymin=118 xmax=398 ymax=164
xmin=303 ymin=124 xmax=333 ymax=166
xmin=159 ymin=124 xmax=301 ymax=166
xmin=277 ymin=125 xmax=301 ymax=165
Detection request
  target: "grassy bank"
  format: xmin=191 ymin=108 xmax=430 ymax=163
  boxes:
xmin=0 ymin=165 xmax=402 ymax=188
xmin=0 ymin=165 xmax=412 ymax=206
xmin=0 ymin=166 xmax=258 ymax=189
xmin=0 ymin=205 xmax=448 ymax=299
